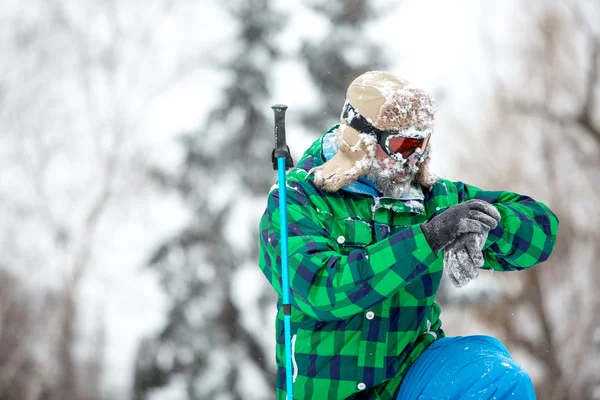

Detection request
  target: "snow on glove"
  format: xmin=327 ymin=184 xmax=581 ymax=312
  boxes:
xmin=444 ymin=231 xmax=487 ymax=288
xmin=421 ymin=199 xmax=501 ymax=254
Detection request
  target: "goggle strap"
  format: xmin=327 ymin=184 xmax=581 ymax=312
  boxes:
xmin=341 ymin=100 xmax=430 ymax=163
xmin=340 ymin=100 xmax=385 ymax=139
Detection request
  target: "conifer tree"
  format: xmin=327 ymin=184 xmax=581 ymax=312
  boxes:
xmin=133 ymin=1 xmax=282 ymax=398
xmin=301 ymin=0 xmax=388 ymax=131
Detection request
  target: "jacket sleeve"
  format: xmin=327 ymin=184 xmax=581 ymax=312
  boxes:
xmin=453 ymin=182 xmax=559 ymax=271
xmin=258 ymin=181 xmax=438 ymax=321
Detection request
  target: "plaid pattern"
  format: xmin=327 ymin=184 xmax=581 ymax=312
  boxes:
xmin=258 ymin=127 xmax=559 ymax=400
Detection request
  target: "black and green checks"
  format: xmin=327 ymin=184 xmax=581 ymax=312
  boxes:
xmin=258 ymin=129 xmax=558 ymax=400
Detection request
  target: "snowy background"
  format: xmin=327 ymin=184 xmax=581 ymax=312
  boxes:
xmin=0 ymin=0 xmax=598 ymax=399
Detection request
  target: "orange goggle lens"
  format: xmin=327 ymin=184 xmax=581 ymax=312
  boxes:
xmin=386 ymin=135 xmax=429 ymax=159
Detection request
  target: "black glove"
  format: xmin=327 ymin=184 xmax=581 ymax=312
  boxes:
xmin=421 ymin=199 xmax=501 ymax=254
xmin=444 ymin=231 xmax=487 ymax=288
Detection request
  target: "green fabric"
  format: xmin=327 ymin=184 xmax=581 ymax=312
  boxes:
xmin=258 ymin=127 xmax=559 ymax=400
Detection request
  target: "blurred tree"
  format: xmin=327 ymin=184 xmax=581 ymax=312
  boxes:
xmin=0 ymin=0 xmax=214 ymax=398
xmin=0 ymin=0 xmax=123 ymax=397
xmin=300 ymin=0 xmax=389 ymax=132
xmin=0 ymin=270 xmax=52 ymax=400
xmin=133 ymin=1 xmax=283 ymax=399
xmin=454 ymin=1 xmax=600 ymax=399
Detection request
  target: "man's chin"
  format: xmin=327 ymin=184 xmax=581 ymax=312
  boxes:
xmin=392 ymin=172 xmax=411 ymax=183
xmin=368 ymin=171 xmax=415 ymax=198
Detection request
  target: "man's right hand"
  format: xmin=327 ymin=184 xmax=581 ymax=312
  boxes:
xmin=421 ymin=199 xmax=501 ymax=254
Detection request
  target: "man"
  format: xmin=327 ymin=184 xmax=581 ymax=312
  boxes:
xmin=258 ymin=71 xmax=558 ymax=399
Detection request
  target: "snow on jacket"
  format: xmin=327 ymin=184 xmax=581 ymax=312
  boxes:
xmin=258 ymin=126 xmax=559 ymax=400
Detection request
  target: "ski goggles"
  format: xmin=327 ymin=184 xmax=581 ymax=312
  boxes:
xmin=341 ymin=100 xmax=431 ymax=163
xmin=381 ymin=132 xmax=430 ymax=161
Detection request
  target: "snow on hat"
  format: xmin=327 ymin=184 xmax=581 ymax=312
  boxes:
xmin=313 ymin=71 xmax=437 ymax=192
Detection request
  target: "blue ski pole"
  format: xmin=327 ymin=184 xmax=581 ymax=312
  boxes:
xmin=271 ymin=104 xmax=294 ymax=399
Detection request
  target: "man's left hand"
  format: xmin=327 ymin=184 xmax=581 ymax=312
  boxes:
xmin=444 ymin=232 xmax=487 ymax=288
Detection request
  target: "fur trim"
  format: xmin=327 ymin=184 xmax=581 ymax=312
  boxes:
xmin=414 ymin=144 xmax=438 ymax=190
xmin=374 ymin=87 xmax=436 ymax=132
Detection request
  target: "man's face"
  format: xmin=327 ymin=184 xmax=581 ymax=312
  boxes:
xmin=367 ymin=144 xmax=419 ymax=198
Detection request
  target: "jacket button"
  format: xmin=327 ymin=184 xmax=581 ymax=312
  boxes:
xmin=366 ymin=311 xmax=375 ymax=320
xmin=337 ymin=236 xmax=345 ymax=244
xmin=357 ymin=382 xmax=366 ymax=390
xmin=379 ymin=225 xmax=388 ymax=238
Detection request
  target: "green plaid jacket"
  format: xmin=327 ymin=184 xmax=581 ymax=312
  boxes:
xmin=258 ymin=127 xmax=558 ymax=400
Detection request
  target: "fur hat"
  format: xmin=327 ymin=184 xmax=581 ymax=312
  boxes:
xmin=313 ymin=71 xmax=437 ymax=192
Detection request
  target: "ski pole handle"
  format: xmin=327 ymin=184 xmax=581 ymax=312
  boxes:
xmin=271 ymin=104 xmax=294 ymax=170
xmin=272 ymin=104 xmax=288 ymax=156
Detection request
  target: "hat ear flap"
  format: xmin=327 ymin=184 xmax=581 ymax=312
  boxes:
xmin=313 ymin=126 xmax=376 ymax=192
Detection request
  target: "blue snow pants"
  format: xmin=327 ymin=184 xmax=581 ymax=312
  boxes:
xmin=396 ymin=335 xmax=535 ymax=399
